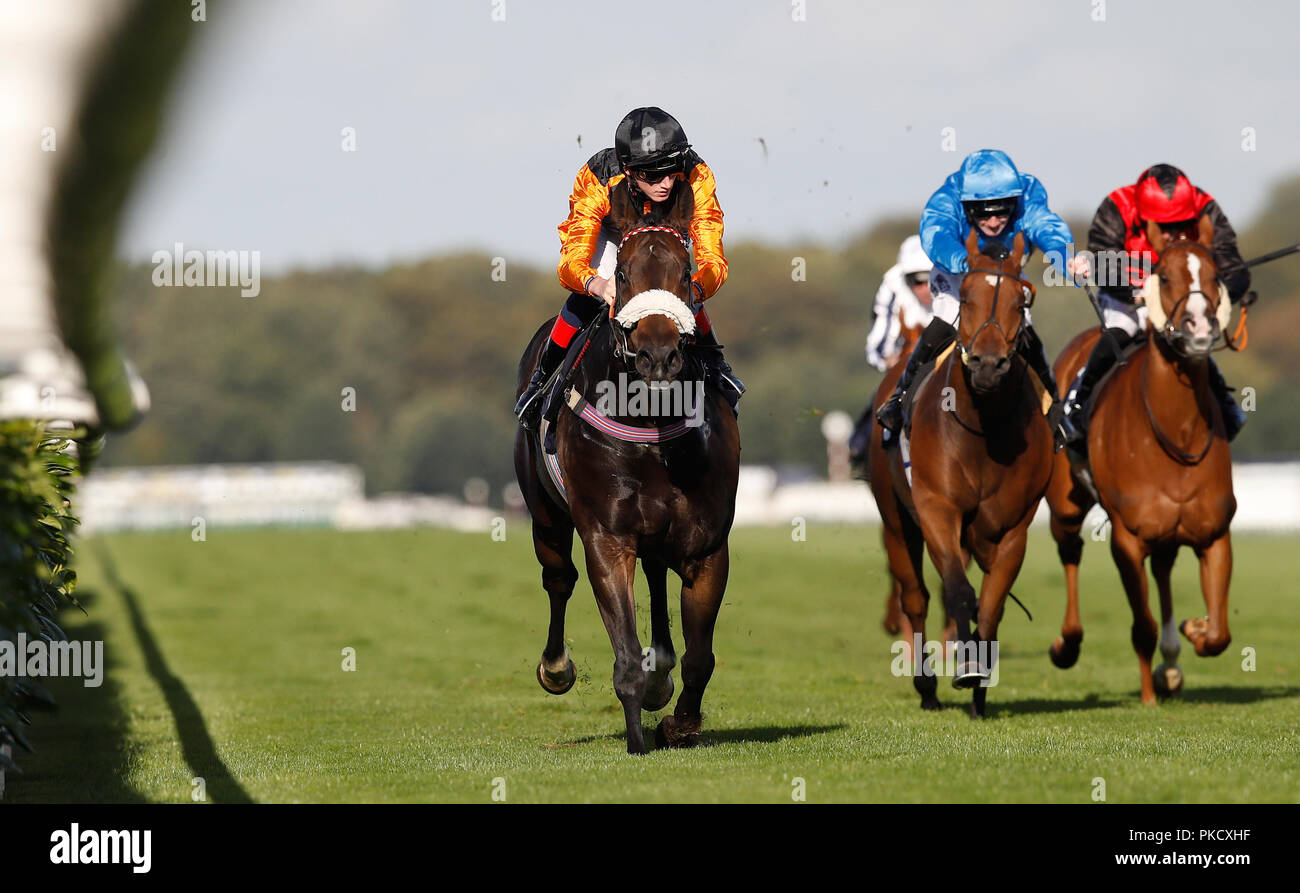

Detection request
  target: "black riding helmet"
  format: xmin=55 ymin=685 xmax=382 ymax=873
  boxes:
xmin=963 ymin=196 xmax=1018 ymax=225
xmin=615 ymin=107 xmax=691 ymax=177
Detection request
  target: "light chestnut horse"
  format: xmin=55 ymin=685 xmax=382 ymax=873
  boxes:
xmin=1045 ymin=215 xmax=1236 ymax=704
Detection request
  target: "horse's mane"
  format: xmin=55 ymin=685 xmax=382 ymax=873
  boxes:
xmin=980 ymin=241 xmax=1010 ymax=263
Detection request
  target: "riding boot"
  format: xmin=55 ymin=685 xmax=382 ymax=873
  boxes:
xmin=515 ymin=339 xmax=567 ymax=431
xmin=696 ymin=327 xmax=745 ymax=414
xmin=876 ymin=318 xmax=957 ymax=434
xmin=1018 ymin=324 xmax=1069 ymax=453
xmin=1206 ymin=357 xmax=1246 ymax=441
xmin=1063 ymin=327 xmax=1133 ymax=453
xmin=848 ymin=403 xmax=874 ymax=479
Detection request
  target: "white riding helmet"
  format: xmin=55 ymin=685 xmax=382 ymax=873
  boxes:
xmin=896 ymin=234 xmax=933 ymax=276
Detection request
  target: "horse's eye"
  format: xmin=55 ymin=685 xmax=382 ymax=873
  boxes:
xmin=616 ymin=269 xmax=627 ymax=283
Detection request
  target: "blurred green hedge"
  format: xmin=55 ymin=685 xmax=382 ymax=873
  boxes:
xmin=0 ymin=422 xmax=84 ymax=778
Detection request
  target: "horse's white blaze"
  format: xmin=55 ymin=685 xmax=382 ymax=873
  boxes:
xmin=615 ymin=289 xmax=696 ymax=334
xmin=1185 ymin=250 xmax=1201 ymax=289
xmin=1184 ymin=252 xmax=1214 ymax=337
xmin=984 ymin=274 xmax=999 ymax=287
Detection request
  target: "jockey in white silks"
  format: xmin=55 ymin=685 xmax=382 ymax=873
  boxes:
xmin=865 ymin=235 xmax=934 ymax=372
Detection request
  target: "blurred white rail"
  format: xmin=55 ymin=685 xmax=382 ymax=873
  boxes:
xmin=76 ymin=461 xmax=1300 ymax=535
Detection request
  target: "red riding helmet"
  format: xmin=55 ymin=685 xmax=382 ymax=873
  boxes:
xmin=1135 ymin=164 xmax=1198 ymax=223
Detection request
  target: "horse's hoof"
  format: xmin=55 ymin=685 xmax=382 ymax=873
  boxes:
xmin=642 ymin=673 xmax=674 ymax=712
xmin=952 ymin=662 xmax=990 ymax=689
xmin=654 ymin=715 xmax=701 ymax=749
xmin=1179 ymin=616 xmax=1209 ymax=643
xmin=536 ymin=658 xmax=576 ymax=695
xmin=1049 ymin=637 xmax=1080 ymax=669
xmin=920 ymin=696 xmax=943 ymax=711
xmin=1152 ymin=663 xmax=1184 ymax=695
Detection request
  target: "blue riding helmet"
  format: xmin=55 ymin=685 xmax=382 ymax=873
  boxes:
xmin=920 ymin=149 xmax=1075 ymax=276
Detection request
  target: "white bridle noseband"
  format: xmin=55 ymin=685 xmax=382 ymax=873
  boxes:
xmin=613 ymin=225 xmax=696 ymax=335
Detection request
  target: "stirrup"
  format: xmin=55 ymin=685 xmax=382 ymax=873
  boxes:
xmin=515 ymin=367 xmax=548 ymax=430
xmin=876 ymin=395 xmax=903 ymax=432
xmin=716 ymin=368 xmax=745 ymax=396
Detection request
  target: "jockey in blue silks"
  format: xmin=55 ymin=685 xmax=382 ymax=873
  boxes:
xmin=876 ymin=149 xmax=1090 ymax=450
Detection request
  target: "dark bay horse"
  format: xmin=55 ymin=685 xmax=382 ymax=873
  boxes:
xmin=513 ymin=177 xmax=741 ymax=754
xmin=1045 ymin=216 xmax=1236 ymax=704
xmin=875 ymin=230 xmax=1054 ymax=717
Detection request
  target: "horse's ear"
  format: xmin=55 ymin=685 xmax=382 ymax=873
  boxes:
xmin=1145 ymin=218 xmax=1168 ymax=254
xmin=1011 ymin=231 xmax=1026 ymax=270
xmin=608 ymin=176 xmax=643 ymax=236
xmin=1195 ymin=213 xmax=1214 ymax=249
xmin=964 ymin=227 xmax=980 ymax=258
xmin=662 ymin=178 xmax=695 ymax=234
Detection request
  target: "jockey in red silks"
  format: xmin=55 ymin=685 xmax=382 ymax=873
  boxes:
xmin=1061 ymin=164 xmax=1250 ymax=450
xmin=515 ymin=107 xmax=743 ymax=429
xmin=876 ymin=149 xmax=1089 ymax=450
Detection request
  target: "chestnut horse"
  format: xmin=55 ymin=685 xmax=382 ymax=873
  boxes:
xmin=866 ymin=334 xmax=954 ymax=650
xmin=875 ymin=230 xmax=1053 ymax=717
xmin=513 ymin=177 xmax=741 ymax=754
xmin=857 ymin=318 xmax=924 ymax=637
xmin=1045 ymin=216 xmax=1235 ymax=704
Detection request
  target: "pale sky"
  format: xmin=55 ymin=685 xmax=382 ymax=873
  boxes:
xmin=119 ymin=0 xmax=1300 ymax=273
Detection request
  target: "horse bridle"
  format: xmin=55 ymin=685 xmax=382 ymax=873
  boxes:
xmin=955 ymin=266 xmax=1036 ymax=365
xmin=609 ymin=224 xmax=695 ymax=363
xmin=1145 ymin=248 xmax=1229 ymax=356
xmin=1139 ymin=246 xmax=1225 ymax=464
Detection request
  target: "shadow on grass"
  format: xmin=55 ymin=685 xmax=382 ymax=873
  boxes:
xmin=564 ymin=722 xmax=846 ymax=748
xmin=6 ymin=591 xmax=146 ymax=803
xmin=938 ymin=684 xmax=1300 ymax=717
xmin=1171 ymin=684 xmax=1300 ymax=705
xmin=972 ymin=694 xmax=1129 ymax=717
xmin=96 ymin=544 xmax=255 ymax=804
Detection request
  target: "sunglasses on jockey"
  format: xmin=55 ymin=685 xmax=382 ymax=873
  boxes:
xmin=904 ymin=271 xmax=930 ymax=288
xmin=965 ymin=198 xmax=1018 ymax=222
xmin=628 ymin=167 xmax=684 ymax=185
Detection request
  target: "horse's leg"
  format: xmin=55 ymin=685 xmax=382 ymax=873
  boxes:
xmin=534 ymin=520 xmax=579 ymax=694
xmin=967 ymin=525 xmax=1028 ymax=718
xmin=1183 ymin=533 xmax=1232 ymax=657
xmin=657 ymin=543 xmax=729 ymax=748
xmin=641 ymin=556 xmax=677 ymax=712
xmin=1109 ymin=523 xmax=1158 ymax=705
xmin=1047 ymin=483 xmax=1089 ymax=669
xmin=921 ymin=499 xmax=979 ymax=674
xmin=894 ymin=508 xmax=939 ymax=710
xmin=880 ymin=525 xmax=910 ymax=637
xmin=882 ymin=577 xmax=905 ymax=636
xmin=582 ymin=534 xmax=647 ymax=754
xmin=1150 ymin=544 xmax=1184 ymax=695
